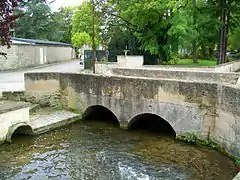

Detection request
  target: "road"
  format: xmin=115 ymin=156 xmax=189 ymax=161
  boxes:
xmin=0 ymin=60 xmax=83 ymax=92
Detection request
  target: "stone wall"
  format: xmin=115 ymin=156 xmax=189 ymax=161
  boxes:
xmin=111 ymin=67 xmax=240 ymax=85
xmin=0 ymin=44 xmax=75 ymax=70
xmin=215 ymin=60 xmax=240 ymax=72
xmin=24 ymin=73 xmax=61 ymax=107
xmin=213 ymin=85 xmax=240 ymax=158
xmin=24 ymin=72 xmax=240 ymax=159
xmin=0 ymin=102 xmax=30 ymax=144
xmin=95 ymin=63 xmax=117 ymax=74
xmin=117 ymin=56 xmax=144 ymax=68
xmin=233 ymin=172 xmax=240 ymax=180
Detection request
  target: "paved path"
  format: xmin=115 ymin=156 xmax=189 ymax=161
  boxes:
xmin=0 ymin=60 xmax=83 ymax=92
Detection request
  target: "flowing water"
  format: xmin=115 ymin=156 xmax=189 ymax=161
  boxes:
xmin=0 ymin=121 xmax=238 ymax=180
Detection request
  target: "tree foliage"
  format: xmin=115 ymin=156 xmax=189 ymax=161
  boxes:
xmin=1 ymin=0 xmax=75 ymax=46
xmin=1 ymin=0 xmax=240 ymax=65
xmin=0 ymin=0 xmax=23 ymax=47
xmin=98 ymin=0 xmax=240 ymax=64
xmin=14 ymin=0 xmax=52 ymax=40
xmin=229 ymin=27 xmax=240 ymax=51
xmin=71 ymin=1 xmax=100 ymax=38
xmin=48 ymin=6 xmax=76 ymax=43
xmin=71 ymin=32 xmax=91 ymax=48
xmin=71 ymin=0 xmax=101 ymax=49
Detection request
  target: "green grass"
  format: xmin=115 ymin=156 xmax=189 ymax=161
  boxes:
xmin=174 ymin=59 xmax=217 ymax=67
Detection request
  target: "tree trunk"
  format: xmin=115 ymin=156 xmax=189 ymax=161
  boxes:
xmin=157 ymin=54 xmax=161 ymax=65
xmin=91 ymin=0 xmax=96 ymax=73
xmin=201 ymin=44 xmax=207 ymax=59
xmin=224 ymin=0 xmax=231 ymax=63
xmin=209 ymin=47 xmax=214 ymax=59
xmin=192 ymin=0 xmax=198 ymax=63
xmin=218 ymin=0 xmax=227 ymax=64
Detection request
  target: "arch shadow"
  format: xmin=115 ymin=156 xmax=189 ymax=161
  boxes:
xmin=128 ymin=113 xmax=176 ymax=137
xmin=82 ymin=105 xmax=120 ymax=127
xmin=6 ymin=123 xmax=34 ymax=143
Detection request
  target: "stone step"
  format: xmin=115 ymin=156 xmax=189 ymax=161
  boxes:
xmin=0 ymin=100 xmax=31 ymax=114
xmin=30 ymin=109 xmax=81 ymax=135
xmin=29 ymin=103 xmax=41 ymax=114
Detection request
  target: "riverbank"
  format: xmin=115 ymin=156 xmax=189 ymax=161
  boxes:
xmin=177 ymin=133 xmax=240 ymax=168
xmin=0 ymin=121 xmax=238 ymax=179
xmin=0 ymin=101 xmax=239 ymax=178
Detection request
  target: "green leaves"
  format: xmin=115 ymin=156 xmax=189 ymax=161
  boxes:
xmin=71 ymin=1 xmax=100 ymax=47
xmin=114 ymin=0 xmax=172 ymax=62
xmin=71 ymin=1 xmax=93 ymax=36
xmin=14 ymin=0 xmax=53 ymax=40
xmin=229 ymin=27 xmax=240 ymax=51
xmin=100 ymin=0 xmax=240 ymax=63
xmin=71 ymin=32 xmax=91 ymax=48
xmin=14 ymin=0 xmax=74 ymax=43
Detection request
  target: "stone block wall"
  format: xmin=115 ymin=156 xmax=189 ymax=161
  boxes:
xmin=117 ymin=56 xmax=144 ymax=68
xmin=215 ymin=60 xmax=240 ymax=72
xmin=46 ymin=46 xmax=75 ymax=64
xmin=0 ymin=44 xmax=74 ymax=70
xmin=213 ymin=85 xmax=240 ymax=158
xmin=0 ymin=105 xmax=30 ymax=144
xmin=24 ymin=73 xmax=61 ymax=107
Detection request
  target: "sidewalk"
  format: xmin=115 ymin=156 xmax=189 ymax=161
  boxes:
xmin=0 ymin=60 xmax=83 ymax=92
xmin=0 ymin=59 xmax=79 ymax=74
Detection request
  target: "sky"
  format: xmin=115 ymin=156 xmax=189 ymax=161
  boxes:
xmin=50 ymin=0 xmax=83 ymax=11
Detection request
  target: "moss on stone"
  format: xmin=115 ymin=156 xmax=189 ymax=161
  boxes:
xmin=236 ymin=159 xmax=240 ymax=166
xmin=176 ymin=133 xmax=240 ymax=164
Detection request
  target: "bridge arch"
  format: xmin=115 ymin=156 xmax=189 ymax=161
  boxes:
xmin=6 ymin=122 xmax=34 ymax=143
xmin=82 ymin=105 xmax=120 ymax=127
xmin=128 ymin=113 xmax=176 ymax=137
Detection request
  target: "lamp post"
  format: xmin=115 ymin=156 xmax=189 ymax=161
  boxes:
xmin=92 ymin=0 xmax=96 ymax=73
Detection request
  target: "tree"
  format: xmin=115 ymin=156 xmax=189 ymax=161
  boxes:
xmin=14 ymin=0 xmax=53 ymax=40
xmin=48 ymin=6 xmax=76 ymax=43
xmin=99 ymin=0 xmax=201 ymax=64
xmin=0 ymin=0 xmax=22 ymax=47
xmin=71 ymin=1 xmax=100 ymax=40
xmin=229 ymin=27 xmax=240 ymax=51
xmin=71 ymin=32 xmax=91 ymax=59
xmin=107 ymin=27 xmax=142 ymax=55
xmin=169 ymin=0 xmax=220 ymax=60
xmin=105 ymin=0 xmax=175 ymax=64
xmin=192 ymin=0 xmax=198 ymax=63
xmin=99 ymin=0 xmax=240 ymax=64
xmin=71 ymin=32 xmax=91 ymax=48
xmin=1 ymin=0 xmax=74 ymax=46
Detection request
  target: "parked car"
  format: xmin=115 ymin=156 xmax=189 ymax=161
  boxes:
xmin=214 ymin=51 xmax=240 ymax=59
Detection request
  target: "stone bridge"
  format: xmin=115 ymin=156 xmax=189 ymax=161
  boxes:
xmin=21 ymin=72 xmax=240 ymax=159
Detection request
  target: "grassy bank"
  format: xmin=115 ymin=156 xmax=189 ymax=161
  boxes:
xmin=174 ymin=59 xmax=217 ymax=67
